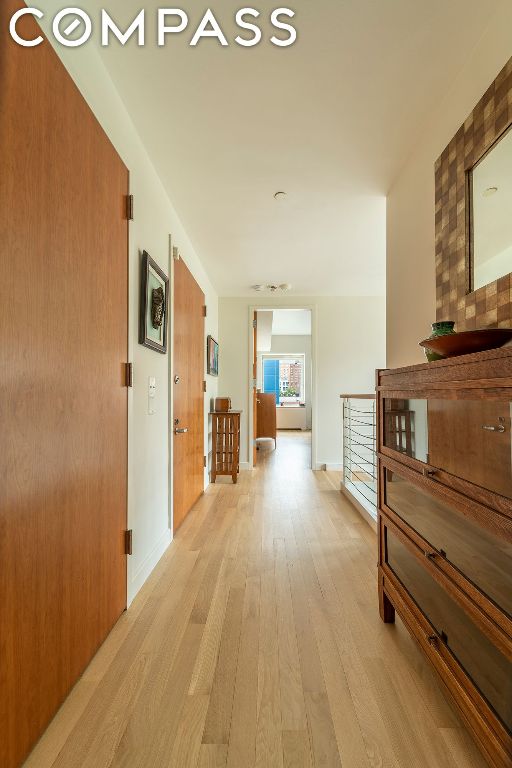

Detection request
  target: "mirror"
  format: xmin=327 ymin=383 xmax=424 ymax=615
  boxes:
xmin=471 ymin=126 xmax=512 ymax=291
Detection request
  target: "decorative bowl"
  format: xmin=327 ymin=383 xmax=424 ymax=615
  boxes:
xmin=419 ymin=328 xmax=512 ymax=359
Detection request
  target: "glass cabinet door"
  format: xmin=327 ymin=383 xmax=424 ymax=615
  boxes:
xmin=383 ymin=398 xmax=512 ymax=499
xmin=385 ymin=471 xmax=512 ymax=617
xmin=386 ymin=529 xmax=512 ymax=734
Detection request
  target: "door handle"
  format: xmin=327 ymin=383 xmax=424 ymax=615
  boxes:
xmin=174 ymin=427 xmax=189 ymax=434
xmin=482 ymin=424 xmax=505 ymax=433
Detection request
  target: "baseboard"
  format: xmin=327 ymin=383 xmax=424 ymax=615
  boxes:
xmin=339 ymin=484 xmax=377 ymax=532
xmin=239 ymin=462 xmax=252 ymax=471
xmin=313 ymin=462 xmax=342 ymax=471
xmin=128 ymin=527 xmax=172 ymax=606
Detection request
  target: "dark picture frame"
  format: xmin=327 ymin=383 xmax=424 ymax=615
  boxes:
xmin=139 ymin=250 xmax=169 ymax=354
xmin=207 ymin=335 xmax=219 ymax=376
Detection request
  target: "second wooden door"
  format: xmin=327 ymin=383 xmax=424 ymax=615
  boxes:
xmin=173 ymin=257 xmax=205 ymax=530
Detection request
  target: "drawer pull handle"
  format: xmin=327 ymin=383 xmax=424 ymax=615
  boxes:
xmin=482 ymin=424 xmax=505 ymax=433
xmin=425 ymin=550 xmax=437 ymax=560
xmin=422 ymin=468 xmax=437 ymax=477
xmin=427 ymin=634 xmax=438 ymax=648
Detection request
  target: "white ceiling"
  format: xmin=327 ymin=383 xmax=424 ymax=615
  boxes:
xmin=86 ymin=0 xmax=500 ymax=296
xmin=270 ymin=309 xmax=311 ymax=336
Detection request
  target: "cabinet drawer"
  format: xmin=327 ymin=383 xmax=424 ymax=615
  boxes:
xmin=382 ymin=397 xmax=512 ymax=500
xmin=384 ymin=468 xmax=512 ymax=618
xmin=385 ymin=527 xmax=512 ymax=734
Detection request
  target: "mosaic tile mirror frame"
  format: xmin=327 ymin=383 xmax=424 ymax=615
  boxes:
xmin=435 ymin=57 xmax=512 ymax=330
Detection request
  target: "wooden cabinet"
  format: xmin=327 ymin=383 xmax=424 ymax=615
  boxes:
xmin=377 ymin=348 xmax=512 ymax=768
xmin=210 ymin=411 xmax=241 ymax=484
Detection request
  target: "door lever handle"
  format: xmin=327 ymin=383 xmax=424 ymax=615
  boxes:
xmin=174 ymin=427 xmax=189 ymax=434
xmin=482 ymin=424 xmax=505 ymax=433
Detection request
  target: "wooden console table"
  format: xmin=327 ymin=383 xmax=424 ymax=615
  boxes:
xmin=210 ymin=411 xmax=242 ymax=484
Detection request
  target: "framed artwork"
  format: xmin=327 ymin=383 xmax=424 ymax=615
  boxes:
xmin=207 ymin=335 xmax=219 ymax=376
xmin=139 ymin=250 xmax=169 ymax=354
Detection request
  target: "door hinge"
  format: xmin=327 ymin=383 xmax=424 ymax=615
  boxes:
xmin=252 ymin=319 xmax=257 ymax=328
xmin=125 ymin=362 xmax=133 ymax=387
xmin=126 ymin=194 xmax=134 ymax=221
xmin=204 ymin=455 xmax=207 ymax=468
xmin=203 ymin=380 xmax=207 ymax=393
xmin=125 ymin=529 xmax=133 ymax=555
xmin=202 ymin=305 xmax=207 ymax=317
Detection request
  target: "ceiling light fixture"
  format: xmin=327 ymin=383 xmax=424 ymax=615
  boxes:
xmin=483 ymin=186 xmax=498 ymax=197
xmin=251 ymin=283 xmax=292 ymax=293
xmin=273 ymin=191 xmax=287 ymax=200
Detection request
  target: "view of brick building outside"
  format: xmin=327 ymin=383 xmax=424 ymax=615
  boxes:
xmin=279 ymin=360 xmax=302 ymax=395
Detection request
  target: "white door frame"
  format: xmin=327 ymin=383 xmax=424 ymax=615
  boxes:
xmin=247 ymin=304 xmax=318 ymax=469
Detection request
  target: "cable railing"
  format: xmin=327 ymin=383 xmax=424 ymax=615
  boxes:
xmin=340 ymin=394 xmax=377 ymax=520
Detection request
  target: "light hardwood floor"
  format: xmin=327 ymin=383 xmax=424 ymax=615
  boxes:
xmin=24 ymin=431 xmax=487 ymax=768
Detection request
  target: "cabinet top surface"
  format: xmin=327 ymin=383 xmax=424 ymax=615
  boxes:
xmin=379 ymin=345 xmax=512 ymax=382
xmin=210 ymin=410 xmax=243 ymax=415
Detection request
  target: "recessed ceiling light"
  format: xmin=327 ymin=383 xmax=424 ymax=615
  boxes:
xmin=483 ymin=186 xmax=498 ymax=197
xmin=274 ymin=191 xmax=287 ymax=200
xmin=251 ymin=284 xmax=265 ymax=291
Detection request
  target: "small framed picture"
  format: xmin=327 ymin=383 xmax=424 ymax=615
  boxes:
xmin=139 ymin=251 xmax=169 ymax=354
xmin=207 ymin=335 xmax=219 ymax=376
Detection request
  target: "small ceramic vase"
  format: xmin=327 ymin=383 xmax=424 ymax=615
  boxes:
xmin=424 ymin=321 xmax=455 ymax=362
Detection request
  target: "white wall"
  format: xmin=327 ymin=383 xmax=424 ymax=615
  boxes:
xmin=386 ymin=3 xmax=512 ymax=368
xmin=38 ymin=15 xmax=218 ymax=604
xmin=257 ymin=335 xmax=313 ymax=429
xmin=475 ymin=245 xmax=512 ymax=291
xmin=218 ymin=297 xmax=385 ymax=470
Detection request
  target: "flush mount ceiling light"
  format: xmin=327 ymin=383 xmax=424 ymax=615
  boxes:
xmin=251 ymin=283 xmax=292 ymax=293
xmin=273 ymin=191 xmax=287 ymax=200
xmin=483 ymin=186 xmax=498 ymax=197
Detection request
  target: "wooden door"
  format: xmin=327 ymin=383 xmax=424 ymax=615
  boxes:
xmin=0 ymin=7 xmax=128 ymax=768
xmin=253 ymin=311 xmax=258 ymax=465
xmin=257 ymin=394 xmax=277 ymax=444
xmin=173 ymin=257 xmax=205 ymax=530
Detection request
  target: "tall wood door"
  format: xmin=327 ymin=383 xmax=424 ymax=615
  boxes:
xmin=0 ymin=7 xmax=128 ymax=768
xmin=173 ymin=257 xmax=205 ymax=530
xmin=257 ymin=394 xmax=277 ymax=444
xmin=253 ymin=311 xmax=258 ymax=465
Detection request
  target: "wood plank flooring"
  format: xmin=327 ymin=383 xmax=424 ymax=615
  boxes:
xmin=23 ymin=432 xmax=488 ymax=768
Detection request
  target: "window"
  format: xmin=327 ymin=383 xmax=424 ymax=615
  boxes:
xmin=262 ymin=355 xmax=305 ymax=406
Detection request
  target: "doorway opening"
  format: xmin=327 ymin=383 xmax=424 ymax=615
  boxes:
xmin=251 ymin=308 xmax=314 ymax=469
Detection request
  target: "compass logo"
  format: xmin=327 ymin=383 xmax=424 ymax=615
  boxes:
xmin=9 ymin=7 xmax=297 ymax=48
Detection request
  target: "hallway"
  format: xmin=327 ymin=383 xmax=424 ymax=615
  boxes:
xmin=25 ymin=433 xmax=486 ymax=768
